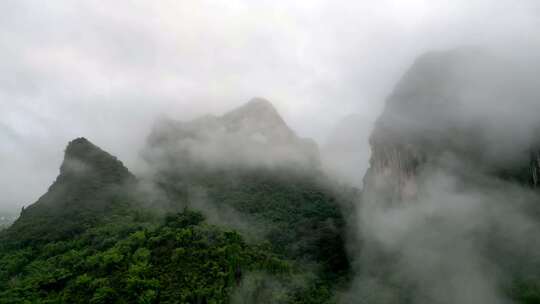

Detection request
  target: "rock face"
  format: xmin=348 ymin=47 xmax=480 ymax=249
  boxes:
xmin=363 ymin=140 xmax=424 ymax=204
xmin=3 ymin=138 xmax=134 ymax=242
xmin=58 ymin=137 xmax=134 ymax=186
xmin=531 ymin=150 xmax=540 ymax=188
xmin=143 ymin=98 xmax=320 ymax=173
xmin=363 ymin=49 xmax=540 ymax=204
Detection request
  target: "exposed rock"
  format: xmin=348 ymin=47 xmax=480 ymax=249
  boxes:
xmin=56 ymin=137 xmax=134 ymax=187
xmin=531 ymin=150 xmax=540 ymax=187
xmin=363 ymin=48 xmax=540 ymax=204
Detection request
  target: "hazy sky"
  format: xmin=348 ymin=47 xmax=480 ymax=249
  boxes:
xmin=1 ymin=0 xmax=539 ymax=210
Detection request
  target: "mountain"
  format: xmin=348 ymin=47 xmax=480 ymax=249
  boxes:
xmin=364 ymin=49 xmax=540 ymax=204
xmin=143 ymin=97 xmax=320 ymax=173
xmin=356 ymin=49 xmax=540 ymax=304
xmin=4 ymin=52 xmax=540 ymax=303
xmin=142 ymin=98 xmax=352 ymax=279
xmin=1 ymin=137 xmax=135 ymax=243
xmin=0 ymin=137 xmax=293 ymax=303
xmin=0 ymin=100 xmax=353 ymax=303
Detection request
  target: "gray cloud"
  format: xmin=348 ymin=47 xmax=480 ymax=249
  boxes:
xmin=1 ymin=0 xmax=540 ymax=210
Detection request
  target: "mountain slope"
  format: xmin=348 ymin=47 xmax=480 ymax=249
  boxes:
xmin=364 ymin=49 xmax=540 ymax=204
xmin=0 ymin=139 xmax=296 ymax=304
xmin=143 ymin=97 xmax=320 ymax=173
xmin=0 ymin=99 xmax=354 ymax=303
xmin=142 ymin=99 xmax=353 ymax=300
xmin=2 ymin=137 xmax=135 ymax=244
xmin=356 ymin=48 xmax=540 ymax=304
xmin=143 ymin=99 xmax=351 ymax=270
xmin=0 ymin=209 xmax=294 ymax=304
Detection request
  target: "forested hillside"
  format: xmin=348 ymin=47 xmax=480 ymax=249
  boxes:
xmin=0 ymin=101 xmax=354 ymax=303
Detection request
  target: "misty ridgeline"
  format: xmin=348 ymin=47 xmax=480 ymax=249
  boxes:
xmin=2 ymin=48 xmax=540 ymax=304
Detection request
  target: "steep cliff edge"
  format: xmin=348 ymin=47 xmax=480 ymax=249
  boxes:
xmin=363 ymin=49 xmax=540 ymax=204
xmin=532 ymin=150 xmax=540 ymax=187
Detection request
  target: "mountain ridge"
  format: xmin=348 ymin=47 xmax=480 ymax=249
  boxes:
xmin=143 ymin=98 xmax=320 ymax=173
xmin=0 ymin=98 xmax=352 ymax=303
xmin=2 ymin=137 xmax=136 ymax=243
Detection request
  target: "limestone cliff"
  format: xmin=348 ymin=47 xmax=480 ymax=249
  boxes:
xmin=363 ymin=49 xmax=540 ymax=204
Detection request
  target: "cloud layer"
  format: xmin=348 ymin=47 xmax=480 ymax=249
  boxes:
xmin=2 ymin=0 xmax=540 ymax=209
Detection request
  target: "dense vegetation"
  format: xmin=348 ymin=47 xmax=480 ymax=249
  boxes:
xmin=0 ymin=205 xmax=352 ymax=304
xmin=0 ymin=138 xmax=353 ymax=303
xmin=154 ymin=168 xmax=353 ymax=276
xmin=0 ymin=210 xmax=286 ymax=303
xmin=3 ymin=138 xmax=135 ymax=243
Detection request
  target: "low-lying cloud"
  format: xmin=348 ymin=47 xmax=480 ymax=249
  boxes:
xmin=3 ymin=0 xmax=540 ymax=210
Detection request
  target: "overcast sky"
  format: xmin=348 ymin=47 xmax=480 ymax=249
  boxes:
xmin=1 ymin=0 xmax=539 ymax=211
